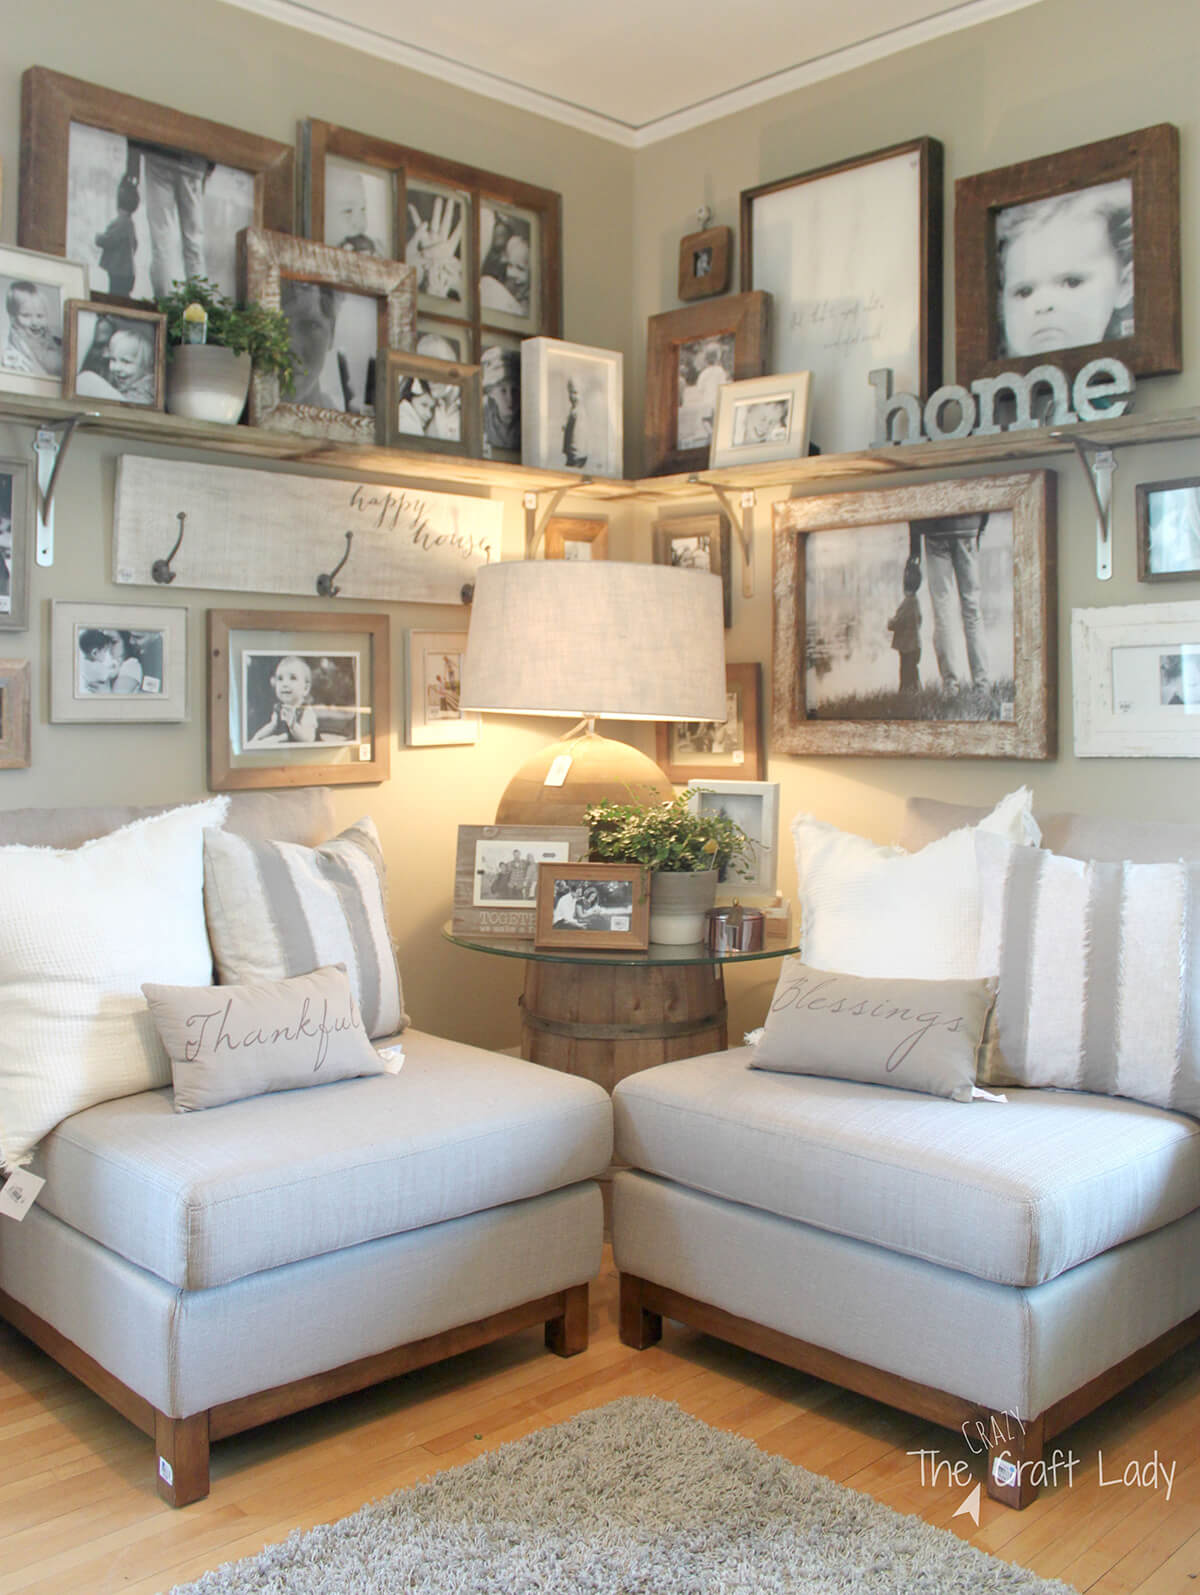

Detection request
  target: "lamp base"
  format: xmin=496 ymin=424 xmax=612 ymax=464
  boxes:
xmin=495 ymin=732 xmax=674 ymax=825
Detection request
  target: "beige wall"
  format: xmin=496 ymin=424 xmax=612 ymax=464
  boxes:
xmin=1 ymin=0 xmax=1198 ymax=1047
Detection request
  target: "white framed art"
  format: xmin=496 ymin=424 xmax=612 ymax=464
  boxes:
xmin=686 ymin=780 xmax=780 ymax=897
xmin=405 ymin=630 xmax=479 ymax=745
xmin=50 ymin=601 xmax=187 ymax=723
xmin=709 ymin=371 xmax=813 ymax=469
xmin=0 ymin=243 xmax=89 ymax=399
xmin=520 ymin=336 xmax=623 ymax=479
xmin=1073 ymin=600 xmax=1200 ymax=757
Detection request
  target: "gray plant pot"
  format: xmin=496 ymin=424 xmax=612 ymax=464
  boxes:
xmin=165 ymin=346 xmax=252 ymax=424
xmin=648 ymin=868 xmax=718 ymax=945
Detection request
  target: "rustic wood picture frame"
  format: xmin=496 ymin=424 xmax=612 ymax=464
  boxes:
xmin=773 ymin=472 xmax=1056 ymax=759
xmin=544 ymin=516 xmax=609 ymax=561
xmin=377 ymin=349 xmax=482 ymax=458
xmin=241 ymin=227 xmax=416 ymax=444
xmin=534 ymin=861 xmax=650 ymax=951
xmin=955 ymin=123 xmax=1180 ymax=386
xmin=0 ymin=457 xmax=33 ymax=632
xmin=63 ymin=301 xmax=166 ymax=411
xmin=656 ymin=661 xmax=765 ymax=782
xmin=0 ymin=659 xmax=31 ymax=769
xmin=644 ymin=292 xmax=769 ymax=477
xmin=678 ymin=224 xmax=732 ymax=301
xmin=207 ymin=608 xmax=390 ymax=791
xmin=652 ymin=512 xmax=733 ymax=628
xmin=19 ymin=67 xmax=294 ymax=303
xmin=1136 ymin=477 xmax=1200 ymax=582
xmin=452 ymin=823 xmax=590 ymax=937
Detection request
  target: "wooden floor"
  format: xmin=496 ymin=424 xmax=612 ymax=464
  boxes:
xmin=1 ymin=1250 xmax=1197 ymax=1595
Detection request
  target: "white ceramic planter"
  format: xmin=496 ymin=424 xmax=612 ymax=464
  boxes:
xmin=165 ymin=346 xmax=252 ymax=424
xmin=648 ymin=868 xmax=718 ymax=945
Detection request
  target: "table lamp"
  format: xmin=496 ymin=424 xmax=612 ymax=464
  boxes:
xmin=460 ymin=559 xmax=728 ymax=824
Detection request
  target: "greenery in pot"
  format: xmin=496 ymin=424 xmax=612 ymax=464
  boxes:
xmin=155 ymin=276 xmax=295 ymax=394
xmin=585 ymin=789 xmax=753 ymax=878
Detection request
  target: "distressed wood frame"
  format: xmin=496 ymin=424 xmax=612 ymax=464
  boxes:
xmin=0 ymin=457 xmax=33 ymax=632
xmin=644 ymin=292 xmax=769 ymax=477
xmin=678 ymin=224 xmax=733 ymax=301
xmin=377 ymin=348 xmax=482 ymax=458
xmin=772 ymin=472 xmax=1056 ymax=759
xmin=62 ymin=300 xmax=167 ymax=411
xmin=241 ymin=227 xmax=416 ymax=444
xmin=543 ymin=516 xmax=609 ymax=561
xmin=534 ymin=861 xmax=650 ymax=951
xmin=955 ymin=123 xmax=1180 ymax=386
xmin=452 ymin=822 xmax=590 ymax=938
xmin=0 ymin=659 xmax=31 ymax=768
xmin=656 ymin=661 xmax=765 ymax=782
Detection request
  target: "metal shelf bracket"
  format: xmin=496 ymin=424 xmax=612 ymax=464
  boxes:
xmin=1057 ymin=433 xmax=1117 ymax=581
xmin=688 ymin=477 xmax=756 ymax=597
xmin=523 ymin=479 xmax=593 ymax=558
xmin=32 ymin=414 xmax=88 ymax=567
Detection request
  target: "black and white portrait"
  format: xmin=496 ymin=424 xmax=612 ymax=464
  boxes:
xmin=550 ymin=876 xmax=634 ymax=934
xmin=479 ymin=204 xmax=534 ymax=322
xmin=72 ymin=309 xmax=159 ymax=406
xmin=75 ymin=623 xmax=165 ymax=698
xmin=994 ymin=179 xmax=1133 ymax=358
xmin=545 ymin=351 xmax=616 ymax=476
xmin=1159 ymin=650 xmax=1200 ymax=709
xmin=693 ymin=246 xmax=713 ymax=279
xmin=418 ymin=325 xmax=468 ymax=364
xmin=805 ymin=513 xmax=1016 ymax=723
xmin=66 ymin=122 xmax=254 ymax=301
xmin=0 ymin=473 xmax=12 ymax=615
xmin=677 ymin=334 xmax=733 ymax=449
xmin=323 ymin=156 xmax=394 ymax=257
xmin=670 ymin=688 xmax=744 ymax=761
xmin=423 ymin=648 xmax=463 ymax=721
xmin=1146 ymin=485 xmax=1200 ymax=577
xmin=732 ymin=394 xmax=792 ymax=448
xmin=392 ymin=371 xmax=461 ymax=442
xmin=0 ymin=274 xmax=65 ymax=381
xmin=666 ymin=533 xmax=712 ymax=572
xmin=241 ymin=649 xmax=361 ymax=749
xmin=280 ymin=280 xmax=379 ymax=415
xmin=407 ymin=183 xmax=467 ymax=304
xmin=474 ymin=839 xmax=568 ymax=907
xmin=480 ymin=339 xmax=521 ymax=458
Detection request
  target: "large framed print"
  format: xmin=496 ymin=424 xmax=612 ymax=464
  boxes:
xmin=655 ymin=661 xmax=765 ymax=782
xmin=955 ymin=124 xmax=1180 ymax=386
xmin=207 ymin=609 xmax=389 ymax=790
xmin=1073 ymin=601 xmax=1200 ymax=757
xmin=242 ymin=228 xmax=416 ymax=444
xmin=0 ymin=244 xmax=88 ymax=398
xmin=1136 ymin=478 xmax=1200 ymax=582
xmin=742 ymin=138 xmax=942 ymax=457
xmin=521 ymin=338 xmax=623 ymax=479
xmin=0 ymin=457 xmax=33 ymax=631
xmin=452 ymin=823 xmax=590 ymax=937
xmin=644 ymin=293 xmax=769 ymax=477
xmin=50 ymin=601 xmax=187 ymax=723
xmin=686 ymin=780 xmax=780 ymax=898
xmin=405 ymin=630 xmax=479 ymax=746
xmin=773 ymin=472 xmax=1055 ymax=759
xmin=20 ymin=67 xmax=293 ymax=304
xmin=0 ymin=659 xmax=31 ymax=768
xmin=534 ymin=861 xmax=649 ymax=951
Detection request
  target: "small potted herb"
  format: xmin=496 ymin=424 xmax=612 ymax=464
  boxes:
xmin=155 ymin=276 xmax=293 ymax=424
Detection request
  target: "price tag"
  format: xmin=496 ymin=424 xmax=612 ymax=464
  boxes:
xmin=0 ymin=1170 xmax=45 ymax=1221
xmin=544 ymin=753 xmax=573 ymax=787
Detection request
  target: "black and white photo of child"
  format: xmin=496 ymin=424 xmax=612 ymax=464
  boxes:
xmin=0 ymin=278 xmax=64 ymax=378
xmin=324 ymin=158 xmax=393 ymax=256
xmin=473 ymin=839 xmax=568 ymax=907
xmin=75 ymin=626 xmax=164 ymax=697
xmin=407 ymin=185 xmax=466 ymax=303
xmin=480 ymin=342 xmax=521 ymax=457
xmin=241 ymin=650 xmax=361 ymax=748
xmin=479 ymin=205 xmax=533 ymax=321
xmin=551 ymin=877 xmax=634 ymax=933
xmin=677 ymin=335 xmax=733 ymax=449
xmin=73 ymin=311 xmax=158 ymax=406
xmin=0 ymin=473 xmax=12 ymax=615
xmin=731 ymin=395 xmax=791 ymax=447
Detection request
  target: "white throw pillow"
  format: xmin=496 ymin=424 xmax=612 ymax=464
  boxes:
xmin=792 ymin=787 xmax=1040 ymax=981
xmin=0 ymin=797 xmax=229 ymax=1169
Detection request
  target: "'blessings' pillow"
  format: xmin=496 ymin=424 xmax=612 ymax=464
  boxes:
xmin=749 ymin=958 xmax=997 ymax=1102
xmin=142 ymin=964 xmax=388 ymax=1112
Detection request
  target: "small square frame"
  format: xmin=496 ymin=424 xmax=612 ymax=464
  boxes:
xmin=452 ymin=823 xmax=590 ymax=937
xmin=686 ymin=779 xmax=780 ymax=898
xmin=656 ymin=661 xmax=765 ymax=782
xmin=678 ymin=224 xmax=732 ymax=301
xmin=0 ymin=659 xmax=31 ymax=768
xmin=534 ymin=861 xmax=649 ymax=950
xmin=709 ymin=371 xmax=812 ymax=469
xmin=377 ymin=349 xmax=482 ymax=457
xmin=63 ymin=300 xmax=166 ymax=410
xmin=50 ymin=600 xmax=188 ymax=723
xmin=0 ymin=456 xmax=33 ymax=631
xmin=544 ymin=516 xmax=609 ymax=561
xmin=1136 ymin=477 xmax=1200 ymax=582
xmin=644 ymin=291 xmax=769 ymax=477
xmin=652 ymin=512 xmax=733 ymax=628
xmin=405 ymin=630 xmax=479 ymax=746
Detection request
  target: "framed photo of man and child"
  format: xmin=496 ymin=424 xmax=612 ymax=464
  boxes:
xmin=50 ymin=600 xmax=187 ymax=723
xmin=772 ymin=471 xmax=1056 ymax=759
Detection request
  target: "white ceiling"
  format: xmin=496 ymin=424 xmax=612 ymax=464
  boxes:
xmin=225 ymin=0 xmax=1041 ymax=145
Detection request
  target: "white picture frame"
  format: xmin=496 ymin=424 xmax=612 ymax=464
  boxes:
xmin=405 ymin=630 xmax=479 ymax=745
xmin=0 ymin=244 xmax=89 ymax=399
xmin=50 ymin=601 xmax=187 ymax=723
xmin=520 ymin=337 xmax=623 ymax=479
xmin=1073 ymin=600 xmax=1200 ymax=757
xmin=709 ymin=371 xmax=813 ymax=469
xmin=686 ymin=780 xmax=780 ymax=898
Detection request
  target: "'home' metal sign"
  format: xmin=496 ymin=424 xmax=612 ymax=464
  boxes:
xmin=869 ymin=359 xmax=1134 ymax=447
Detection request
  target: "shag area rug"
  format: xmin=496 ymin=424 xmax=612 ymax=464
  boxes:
xmin=167 ymin=1397 xmax=1078 ymax=1594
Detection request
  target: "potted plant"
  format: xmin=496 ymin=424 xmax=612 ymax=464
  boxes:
xmin=585 ymin=788 xmax=753 ymax=944
xmin=155 ymin=276 xmax=293 ymax=424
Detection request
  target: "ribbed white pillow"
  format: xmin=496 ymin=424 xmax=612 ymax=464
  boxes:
xmin=0 ymin=797 xmax=229 ymax=1170
xmin=792 ymin=787 xmax=1040 ymax=981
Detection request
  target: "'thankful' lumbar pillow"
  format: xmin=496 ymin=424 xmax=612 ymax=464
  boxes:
xmin=749 ymin=958 xmax=998 ymax=1102
xmin=143 ymin=964 xmax=387 ymax=1112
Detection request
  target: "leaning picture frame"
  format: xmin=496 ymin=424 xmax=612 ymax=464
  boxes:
xmin=742 ymin=138 xmax=942 ymax=457
xmin=0 ymin=658 xmax=31 ymax=768
xmin=452 ymin=822 xmax=590 ymax=937
xmin=955 ymin=123 xmax=1180 ymax=386
xmin=0 ymin=243 xmax=89 ymax=399
xmin=655 ymin=661 xmax=765 ymax=782
xmin=63 ymin=300 xmax=167 ymax=411
xmin=50 ymin=600 xmax=188 ymax=723
xmin=521 ymin=337 xmax=624 ymax=478
xmin=377 ymin=349 xmax=482 ymax=457
xmin=544 ymin=516 xmax=609 ymax=561
xmin=534 ymin=861 xmax=650 ymax=951
xmin=19 ymin=66 xmax=294 ymax=306
xmin=686 ymin=779 xmax=781 ymax=898
xmin=644 ymin=292 xmax=769 ymax=477
xmin=1136 ymin=477 xmax=1200 ymax=582
xmin=241 ymin=226 xmax=416 ymax=444
xmin=773 ymin=471 xmax=1056 ymax=759
xmin=652 ymin=512 xmax=733 ymax=629
xmin=405 ymin=629 xmax=479 ymax=746
xmin=709 ymin=370 xmax=812 ymax=469
xmin=0 ymin=456 xmax=33 ymax=631
xmin=1073 ymin=600 xmax=1200 ymax=757
xmin=207 ymin=608 xmax=390 ymax=790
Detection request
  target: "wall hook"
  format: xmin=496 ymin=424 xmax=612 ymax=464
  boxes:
xmin=151 ymin=512 xmax=187 ymax=584
xmin=316 ymin=531 xmax=353 ymax=597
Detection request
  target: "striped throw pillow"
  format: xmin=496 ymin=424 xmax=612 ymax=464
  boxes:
xmin=203 ymin=817 xmax=407 ymax=1039
xmin=976 ymin=832 xmax=1199 ymax=1116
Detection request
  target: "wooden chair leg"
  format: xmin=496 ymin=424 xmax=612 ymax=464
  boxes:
xmin=545 ymin=1283 xmax=589 ymax=1357
xmin=619 ymin=1273 xmax=663 ymax=1350
xmin=985 ymin=1413 xmax=1046 ymax=1509
xmin=154 ymin=1410 xmax=211 ymax=1507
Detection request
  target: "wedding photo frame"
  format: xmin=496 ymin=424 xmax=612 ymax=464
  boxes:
xmin=773 ymin=471 xmax=1056 ymax=759
xmin=0 ymin=457 xmax=33 ymax=631
xmin=652 ymin=512 xmax=733 ymax=628
xmin=241 ymin=227 xmax=416 ymax=443
xmin=686 ymin=779 xmax=780 ymax=898
xmin=521 ymin=337 xmax=623 ymax=479
xmin=0 ymin=244 xmax=88 ymax=399
xmin=955 ymin=123 xmax=1180 ymax=386
xmin=50 ymin=600 xmax=187 ymax=723
xmin=709 ymin=371 xmax=812 ymax=469
xmin=1073 ymin=600 xmax=1200 ymax=757
xmin=544 ymin=516 xmax=609 ymax=561
xmin=655 ymin=661 xmax=765 ymax=782
xmin=405 ymin=630 xmax=479 ymax=746
xmin=452 ymin=823 xmax=590 ymax=937
xmin=678 ymin=223 xmax=732 ymax=302
xmin=20 ymin=66 xmax=294 ymax=305
xmin=742 ymin=138 xmax=942 ymax=457
xmin=63 ymin=301 xmax=166 ymax=410
xmin=534 ymin=861 xmax=649 ymax=951
xmin=377 ymin=349 xmax=482 ymax=457
xmin=0 ymin=659 xmax=31 ymax=769
xmin=1136 ymin=477 xmax=1200 ymax=582
xmin=207 ymin=608 xmax=390 ymax=790
xmin=644 ymin=292 xmax=769 ymax=476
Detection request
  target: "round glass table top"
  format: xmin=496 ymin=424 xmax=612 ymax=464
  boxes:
xmin=443 ymin=922 xmax=799 ymax=968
